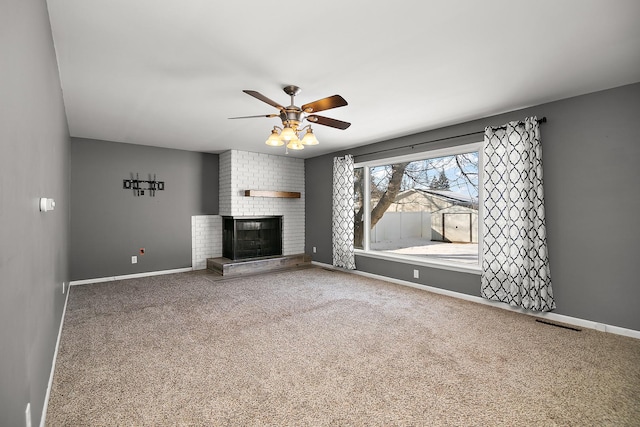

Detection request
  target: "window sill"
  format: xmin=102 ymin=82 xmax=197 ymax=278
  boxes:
xmin=354 ymin=249 xmax=482 ymax=275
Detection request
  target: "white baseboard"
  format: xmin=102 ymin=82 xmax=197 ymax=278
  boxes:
xmin=312 ymin=261 xmax=640 ymax=340
xmin=69 ymin=267 xmax=193 ymax=286
xmin=40 ymin=283 xmax=70 ymax=427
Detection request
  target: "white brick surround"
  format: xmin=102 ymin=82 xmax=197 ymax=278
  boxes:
xmin=191 ymin=215 xmax=223 ymax=270
xmin=191 ymin=150 xmax=305 ymax=270
xmin=219 ymin=150 xmax=305 ymax=256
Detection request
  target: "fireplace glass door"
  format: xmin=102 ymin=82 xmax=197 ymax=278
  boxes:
xmin=223 ymin=216 xmax=283 ymax=260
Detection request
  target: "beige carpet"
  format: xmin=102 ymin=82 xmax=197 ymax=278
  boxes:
xmin=47 ymin=267 xmax=640 ymax=426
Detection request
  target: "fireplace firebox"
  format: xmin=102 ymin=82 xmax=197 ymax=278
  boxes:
xmin=222 ymin=216 xmax=283 ymax=261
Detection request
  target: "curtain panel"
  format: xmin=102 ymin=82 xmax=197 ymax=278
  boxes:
xmin=481 ymin=117 xmax=555 ymax=311
xmin=332 ymin=155 xmax=356 ymax=270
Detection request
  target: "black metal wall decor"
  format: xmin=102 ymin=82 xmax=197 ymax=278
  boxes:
xmin=123 ymin=173 xmax=165 ymax=197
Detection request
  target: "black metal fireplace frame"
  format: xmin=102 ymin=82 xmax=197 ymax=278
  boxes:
xmin=222 ymin=216 xmax=283 ymax=261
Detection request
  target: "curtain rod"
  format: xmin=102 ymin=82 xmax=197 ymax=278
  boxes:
xmin=355 ymin=117 xmax=547 ymax=159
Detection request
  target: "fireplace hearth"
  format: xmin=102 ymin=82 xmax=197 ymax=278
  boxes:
xmin=222 ymin=216 xmax=283 ymax=261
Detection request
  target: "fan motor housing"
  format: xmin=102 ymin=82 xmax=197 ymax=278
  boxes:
xmin=280 ymin=109 xmax=302 ymax=127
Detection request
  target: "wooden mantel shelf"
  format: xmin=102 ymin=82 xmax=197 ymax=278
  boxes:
xmin=244 ymin=190 xmax=301 ymax=198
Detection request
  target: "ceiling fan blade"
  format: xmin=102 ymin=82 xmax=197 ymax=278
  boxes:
xmin=243 ymin=90 xmax=284 ymax=110
xmin=307 ymin=115 xmax=351 ymax=130
xmin=301 ymin=95 xmax=348 ymax=113
xmin=228 ymin=114 xmax=279 ymax=119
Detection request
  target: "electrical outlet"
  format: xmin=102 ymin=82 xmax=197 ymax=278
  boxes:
xmin=139 ymin=248 xmax=145 ymax=256
xmin=413 ymin=269 xmax=419 ymax=279
xmin=131 ymin=256 xmax=138 ymax=264
xmin=25 ymin=402 xmax=31 ymax=427
xmin=313 ymin=246 xmax=317 ymax=253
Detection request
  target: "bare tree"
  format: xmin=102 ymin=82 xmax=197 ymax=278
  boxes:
xmin=454 ymin=153 xmax=478 ymax=193
xmin=354 ymin=162 xmax=408 ymax=247
xmin=353 ymin=151 xmax=478 ymax=248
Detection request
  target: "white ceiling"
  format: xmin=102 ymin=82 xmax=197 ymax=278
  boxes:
xmin=47 ymin=0 xmax=640 ymax=159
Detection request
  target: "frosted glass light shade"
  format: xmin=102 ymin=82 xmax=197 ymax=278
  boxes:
xmin=286 ymin=140 xmax=305 ymax=150
xmin=301 ymin=128 xmax=319 ymax=145
xmin=280 ymin=126 xmax=298 ymax=141
xmin=265 ymin=129 xmax=284 ymax=146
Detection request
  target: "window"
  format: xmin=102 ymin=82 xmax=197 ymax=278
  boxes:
xmin=354 ymin=143 xmax=482 ymax=272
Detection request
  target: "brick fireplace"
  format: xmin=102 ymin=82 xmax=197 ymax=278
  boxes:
xmin=191 ymin=150 xmax=305 ymax=269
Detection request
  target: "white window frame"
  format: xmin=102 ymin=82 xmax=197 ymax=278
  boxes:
xmin=354 ymin=142 xmax=483 ymax=275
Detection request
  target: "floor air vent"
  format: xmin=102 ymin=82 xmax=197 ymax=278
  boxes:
xmin=535 ymin=319 xmax=581 ymax=332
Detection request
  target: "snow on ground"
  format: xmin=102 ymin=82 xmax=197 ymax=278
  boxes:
xmin=370 ymin=237 xmax=479 ymax=265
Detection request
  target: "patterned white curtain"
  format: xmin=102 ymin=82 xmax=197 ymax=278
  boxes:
xmin=332 ymin=155 xmax=356 ymax=269
xmin=481 ymin=117 xmax=555 ymax=311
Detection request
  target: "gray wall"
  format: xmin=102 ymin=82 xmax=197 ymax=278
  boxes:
xmin=306 ymin=83 xmax=640 ymax=331
xmin=0 ymin=1 xmax=71 ymax=425
xmin=70 ymin=138 xmax=218 ymax=280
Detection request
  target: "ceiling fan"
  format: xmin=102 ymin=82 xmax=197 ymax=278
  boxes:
xmin=229 ymin=85 xmax=350 ymax=151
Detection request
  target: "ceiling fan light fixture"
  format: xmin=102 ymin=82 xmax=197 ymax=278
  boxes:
xmin=232 ymin=85 xmax=350 ymax=153
xmin=265 ymin=128 xmax=284 ymax=146
xmin=301 ymin=128 xmax=319 ymax=145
